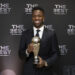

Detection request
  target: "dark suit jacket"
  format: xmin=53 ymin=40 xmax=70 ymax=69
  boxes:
xmin=19 ymin=26 xmax=59 ymax=75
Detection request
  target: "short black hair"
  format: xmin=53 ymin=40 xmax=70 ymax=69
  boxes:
xmin=32 ymin=6 xmax=45 ymax=14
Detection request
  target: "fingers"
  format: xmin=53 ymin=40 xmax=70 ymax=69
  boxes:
xmin=36 ymin=57 xmax=45 ymax=68
xmin=27 ymin=43 xmax=34 ymax=53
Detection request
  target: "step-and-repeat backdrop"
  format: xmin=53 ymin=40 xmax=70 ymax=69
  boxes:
xmin=0 ymin=0 xmax=75 ymax=75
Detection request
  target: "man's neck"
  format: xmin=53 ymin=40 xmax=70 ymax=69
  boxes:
xmin=34 ymin=25 xmax=44 ymax=29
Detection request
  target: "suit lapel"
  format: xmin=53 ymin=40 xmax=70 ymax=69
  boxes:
xmin=29 ymin=28 xmax=34 ymax=38
xmin=38 ymin=27 xmax=48 ymax=55
xmin=27 ymin=28 xmax=34 ymax=44
xmin=41 ymin=27 xmax=48 ymax=42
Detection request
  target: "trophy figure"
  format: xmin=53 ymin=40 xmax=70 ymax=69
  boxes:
xmin=32 ymin=36 xmax=40 ymax=64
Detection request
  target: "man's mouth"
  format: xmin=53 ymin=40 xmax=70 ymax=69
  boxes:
xmin=34 ymin=21 xmax=40 ymax=24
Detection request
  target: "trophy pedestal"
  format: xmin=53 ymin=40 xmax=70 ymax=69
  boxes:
xmin=34 ymin=56 xmax=39 ymax=64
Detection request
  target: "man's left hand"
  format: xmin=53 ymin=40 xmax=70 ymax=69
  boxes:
xmin=36 ymin=57 xmax=46 ymax=68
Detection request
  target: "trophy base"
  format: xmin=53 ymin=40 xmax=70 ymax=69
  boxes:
xmin=34 ymin=57 xmax=39 ymax=65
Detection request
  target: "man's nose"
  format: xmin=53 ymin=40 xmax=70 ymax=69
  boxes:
xmin=35 ymin=16 xmax=39 ymax=20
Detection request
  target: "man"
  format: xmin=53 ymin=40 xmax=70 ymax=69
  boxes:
xmin=19 ymin=7 xmax=59 ymax=75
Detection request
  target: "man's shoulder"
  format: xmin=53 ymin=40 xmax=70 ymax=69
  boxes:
xmin=45 ymin=27 xmax=55 ymax=33
xmin=22 ymin=27 xmax=33 ymax=34
xmin=44 ymin=27 xmax=57 ymax=38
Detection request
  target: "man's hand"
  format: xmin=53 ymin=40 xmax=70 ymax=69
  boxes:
xmin=36 ymin=57 xmax=46 ymax=68
xmin=27 ymin=43 xmax=34 ymax=53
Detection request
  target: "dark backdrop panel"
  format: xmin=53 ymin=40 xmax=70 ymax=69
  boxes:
xmin=0 ymin=0 xmax=75 ymax=75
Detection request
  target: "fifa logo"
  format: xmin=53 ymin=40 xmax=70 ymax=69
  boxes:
xmin=0 ymin=45 xmax=11 ymax=56
xmin=59 ymin=45 xmax=68 ymax=55
xmin=25 ymin=4 xmax=38 ymax=14
xmin=0 ymin=3 xmax=11 ymax=14
xmin=53 ymin=4 xmax=68 ymax=15
xmin=10 ymin=24 xmax=25 ymax=35
xmin=67 ymin=25 xmax=75 ymax=35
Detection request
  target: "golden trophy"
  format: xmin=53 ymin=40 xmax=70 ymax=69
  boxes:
xmin=32 ymin=36 xmax=40 ymax=64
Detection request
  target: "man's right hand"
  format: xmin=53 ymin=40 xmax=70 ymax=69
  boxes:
xmin=27 ymin=43 xmax=34 ymax=53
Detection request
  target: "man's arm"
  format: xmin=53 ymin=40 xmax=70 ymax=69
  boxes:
xmin=45 ymin=32 xmax=59 ymax=67
xmin=19 ymin=31 xmax=27 ymax=60
xmin=19 ymin=31 xmax=34 ymax=60
xmin=36 ymin=32 xmax=59 ymax=68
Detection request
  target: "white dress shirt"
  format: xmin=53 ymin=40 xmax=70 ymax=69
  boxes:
xmin=33 ymin=25 xmax=44 ymax=39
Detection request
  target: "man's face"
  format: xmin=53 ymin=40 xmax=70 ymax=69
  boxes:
xmin=32 ymin=10 xmax=44 ymax=28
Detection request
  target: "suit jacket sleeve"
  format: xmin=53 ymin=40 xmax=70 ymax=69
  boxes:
xmin=18 ymin=31 xmax=28 ymax=60
xmin=46 ymin=31 xmax=59 ymax=67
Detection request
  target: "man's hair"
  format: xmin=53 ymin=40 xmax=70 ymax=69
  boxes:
xmin=32 ymin=6 xmax=45 ymax=14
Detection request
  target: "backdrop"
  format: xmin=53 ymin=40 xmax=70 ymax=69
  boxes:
xmin=0 ymin=0 xmax=75 ymax=75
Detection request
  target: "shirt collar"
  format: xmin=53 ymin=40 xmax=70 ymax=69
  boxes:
xmin=33 ymin=25 xmax=44 ymax=31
